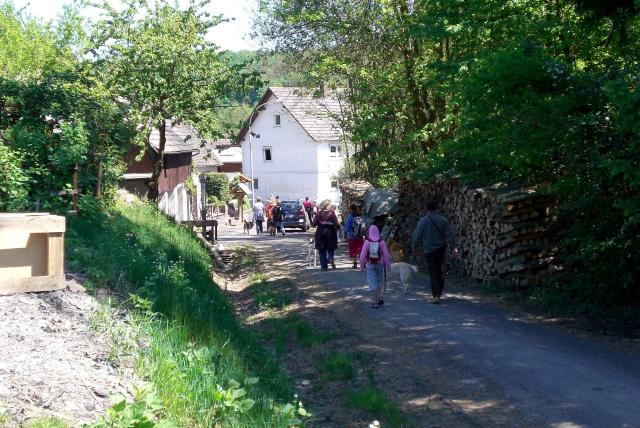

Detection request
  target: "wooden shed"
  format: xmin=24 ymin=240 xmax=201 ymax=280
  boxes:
xmin=0 ymin=213 xmax=66 ymax=295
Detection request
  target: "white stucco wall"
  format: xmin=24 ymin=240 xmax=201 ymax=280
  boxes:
xmin=241 ymin=96 xmax=320 ymax=201
xmin=316 ymin=141 xmax=344 ymax=207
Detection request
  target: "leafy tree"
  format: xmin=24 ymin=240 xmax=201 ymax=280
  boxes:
xmin=0 ymin=2 xmax=133 ymax=212
xmin=93 ymin=0 xmax=258 ymax=200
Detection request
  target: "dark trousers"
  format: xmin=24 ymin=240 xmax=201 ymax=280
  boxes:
xmin=318 ymin=248 xmax=335 ymax=270
xmin=255 ymin=220 xmax=263 ymax=235
xmin=425 ymin=246 xmax=447 ymax=298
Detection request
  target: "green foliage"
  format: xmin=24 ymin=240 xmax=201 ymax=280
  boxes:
xmin=50 ymin=115 xmax=90 ymax=170
xmin=86 ymin=384 xmax=177 ymax=428
xmin=67 ymin=202 xmax=302 ymax=427
xmin=0 ymin=2 xmax=133 ymax=213
xmin=204 ymin=173 xmax=230 ymax=204
xmin=0 ymin=2 xmax=72 ymax=80
xmin=0 ymin=142 xmax=29 ymax=210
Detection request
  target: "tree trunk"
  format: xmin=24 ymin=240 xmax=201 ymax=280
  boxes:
xmin=148 ymin=116 xmax=166 ymax=201
xmin=94 ymin=158 xmax=103 ymax=198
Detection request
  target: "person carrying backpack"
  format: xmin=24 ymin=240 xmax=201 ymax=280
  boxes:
xmin=312 ymin=199 xmax=339 ymax=270
xmin=253 ymin=197 xmax=265 ymax=235
xmin=271 ymin=199 xmax=286 ymax=236
xmin=359 ymin=224 xmax=392 ymax=308
xmin=344 ymin=204 xmax=366 ymax=269
xmin=411 ymin=200 xmax=458 ymax=304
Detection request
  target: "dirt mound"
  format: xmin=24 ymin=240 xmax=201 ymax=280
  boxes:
xmin=0 ymin=277 xmax=134 ymax=427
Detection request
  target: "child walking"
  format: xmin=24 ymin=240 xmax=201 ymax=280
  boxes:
xmin=360 ymin=225 xmax=392 ymax=308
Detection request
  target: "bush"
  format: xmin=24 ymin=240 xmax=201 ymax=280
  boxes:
xmin=205 ymin=173 xmax=229 ymax=204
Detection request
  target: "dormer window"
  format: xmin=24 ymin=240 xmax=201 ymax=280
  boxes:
xmin=330 ymin=145 xmax=342 ymax=157
xmin=274 ymin=114 xmax=281 ymax=127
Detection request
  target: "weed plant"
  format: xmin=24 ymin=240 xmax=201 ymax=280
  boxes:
xmin=25 ymin=416 xmax=70 ymax=428
xmin=320 ymin=352 xmax=355 ymax=381
xmin=346 ymin=387 xmax=408 ymax=427
xmin=67 ymin=202 xmax=304 ymax=427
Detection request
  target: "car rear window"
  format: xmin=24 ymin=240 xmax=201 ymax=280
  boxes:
xmin=282 ymin=201 xmax=301 ymax=211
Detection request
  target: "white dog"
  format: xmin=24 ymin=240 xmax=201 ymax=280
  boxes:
xmin=389 ymin=262 xmax=419 ymax=293
xmin=308 ymin=238 xmax=317 ymax=267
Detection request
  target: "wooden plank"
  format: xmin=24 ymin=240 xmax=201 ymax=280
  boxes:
xmin=180 ymin=219 xmax=218 ymax=227
xmin=47 ymin=232 xmax=65 ymax=277
xmin=0 ymin=214 xmax=65 ymax=234
xmin=0 ymin=275 xmax=65 ymax=295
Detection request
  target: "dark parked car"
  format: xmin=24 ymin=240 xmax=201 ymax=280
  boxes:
xmin=281 ymin=200 xmax=310 ymax=231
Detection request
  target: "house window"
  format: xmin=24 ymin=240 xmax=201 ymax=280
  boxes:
xmin=253 ymin=178 xmax=259 ymax=190
xmin=330 ymin=145 xmax=342 ymax=157
xmin=263 ymin=147 xmax=272 ymax=161
xmin=274 ymin=114 xmax=281 ymax=127
xmin=331 ymin=179 xmax=338 ymax=189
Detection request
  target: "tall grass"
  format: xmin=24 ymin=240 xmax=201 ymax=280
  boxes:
xmin=67 ymin=202 xmax=301 ymax=426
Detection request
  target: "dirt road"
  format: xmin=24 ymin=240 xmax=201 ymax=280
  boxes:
xmin=219 ymin=225 xmax=640 ymax=427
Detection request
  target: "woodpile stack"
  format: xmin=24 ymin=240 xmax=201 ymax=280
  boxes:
xmin=396 ymin=179 xmax=555 ymax=287
xmin=338 ymin=181 xmax=373 ymax=219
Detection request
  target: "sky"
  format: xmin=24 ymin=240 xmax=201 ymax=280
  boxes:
xmin=11 ymin=0 xmax=260 ymax=51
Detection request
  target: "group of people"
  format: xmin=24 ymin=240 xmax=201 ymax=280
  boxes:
xmin=342 ymin=200 xmax=458 ymax=307
xmin=252 ymin=194 xmax=458 ymax=308
xmin=251 ymin=195 xmax=287 ymax=236
xmin=251 ymin=195 xmax=319 ymax=237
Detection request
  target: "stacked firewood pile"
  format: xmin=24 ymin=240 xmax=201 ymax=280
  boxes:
xmin=338 ymin=181 xmax=372 ymax=218
xmin=396 ymin=179 xmax=556 ymax=286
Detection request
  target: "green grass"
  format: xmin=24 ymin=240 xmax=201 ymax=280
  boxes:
xmin=346 ymin=386 xmax=408 ymax=428
xmin=263 ymin=314 xmax=332 ymax=354
xmin=295 ymin=320 xmax=331 ymax=348
xmin=25 ymin=416 xmax=70 ymax=428
xmin=66 ymin=202 xmax=303 ymax=427
xmin=249 ymin=275 xmax=294 ymax=311
xmin=319 ymin=352 xmax=355 ymax=381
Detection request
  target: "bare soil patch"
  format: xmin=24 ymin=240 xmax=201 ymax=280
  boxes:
xmin=0 ymin=275 xmax=135 ymax=427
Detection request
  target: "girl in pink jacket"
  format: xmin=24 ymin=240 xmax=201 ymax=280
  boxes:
xmin=360 ymin=225 xmax=392 ymax=308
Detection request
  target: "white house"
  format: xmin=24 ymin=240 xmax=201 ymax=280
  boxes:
xmin=236 ymin=86 xmax=350 ymax=207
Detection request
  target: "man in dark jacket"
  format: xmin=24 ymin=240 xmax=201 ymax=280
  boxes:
xmin=411 ymin=200 xmax=458 ymax=303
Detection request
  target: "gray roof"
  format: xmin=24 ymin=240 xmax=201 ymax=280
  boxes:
xmin=149 ymin=121 xmax=204 ymax=154
xmin=269 ymin=87 xmax=346 ymax=142
xmin=192 ymin=140 xmax=223 ymax=167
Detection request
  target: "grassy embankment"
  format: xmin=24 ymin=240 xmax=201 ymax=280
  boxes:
xmin=66 ymin=202 xmax=305 ymax=427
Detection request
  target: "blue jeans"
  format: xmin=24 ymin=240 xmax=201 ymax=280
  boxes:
xmin=275 ymin=220 xmax=285 ymax=235
xmin=255 ymin=220 xmax=263 ymax=235
xmin=366 ymin=263 xmax=384 ymax=291
xmin=318 ymin=248 xmax=335 ymax=270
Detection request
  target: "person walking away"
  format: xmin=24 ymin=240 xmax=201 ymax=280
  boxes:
xmin=344 ymin=204 xmax=366 ymax=269
xmin=411 ymin=200 xmax=458 ymax=304
xmin=253 ymin=197 xmax=265 ymax=235
xmin=265 ymin=196 xmax=276 ymax=234
xmin=271 ymin=200 xmax=286 ymax=236
xmin=303 ymin=196 xmax=314 ymax=225
xmin=359 ymin=225 xmax=392 ymax=308
xmin=312 ymin=199 xmax=339 ymax=270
